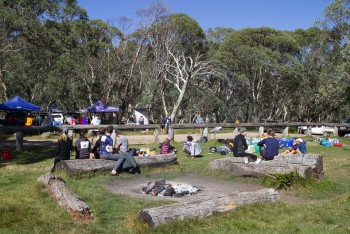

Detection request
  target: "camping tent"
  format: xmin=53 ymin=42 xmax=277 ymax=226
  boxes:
xmin=84 ymin=101 xmax=119 ymax=113
xmin=134 ymin=108 xmax=150 ymax=125
xmin=0 ymin=96 xmax=40 ymax=111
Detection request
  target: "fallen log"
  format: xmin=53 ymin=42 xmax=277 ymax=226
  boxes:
xmin=37 ymin=174 xmax=93 ymax=221
xmin=209 ymin=154 xmax=324 ymax=180
xmin=138 ymin=188 xmax=278 ymax=227
xmin=55 ymin=154 xmax=177 ymax=175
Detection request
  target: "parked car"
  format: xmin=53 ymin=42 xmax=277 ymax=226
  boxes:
xmin=299 ymin=125 xmax=335 ymax=135
xmin=41 ymin=113 xmax=64 ymax=126
xmin=339 ymin=118 xmax=350 ymax=136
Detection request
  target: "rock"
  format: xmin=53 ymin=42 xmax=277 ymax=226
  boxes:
xmin=209 ymin=154 xmax=323 ymax=180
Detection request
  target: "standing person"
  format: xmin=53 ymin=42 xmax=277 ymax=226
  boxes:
xmin=112 ymin=112 xmax=119 ymax=125
xmin=120 ymin=115 xmax=127 ymax=125
xmin=256 ymin=130 xmax=280 ymax=164
xmin=75 ymin=130 xmax=91 ymax=159
xmin=90 ymin=114 xmax=101 ymax=125
xmin=80 ymin=115 xmax=87 ymax=125
xmin=232 ymin=127 xmax=258 ymax=163
xmin=25 ymin=114 xmax=33 ymax=126
xmin=139 ymin=115 xmax=145 ymax=125
xmin=51 ymin=128 xmax=72 ymax=172
xmin=165 ymin=114 xmax=172 ymax=133
xmin=160 ymin=115 xmax=166 ymax=134
xmin=196 ymin=114 xmax=204 ymax=134
xmin=114 ymin=129 xmax=129 ymax=153
xmin=127 ymin=114 xmax=135 ymax=124
xmin=90 ymin=114 xmax=101 ymax=143
xmin=71 ymin=116 xmax=76 ymax=125
xmin=99 ymin=126 xmax=125 ymax=176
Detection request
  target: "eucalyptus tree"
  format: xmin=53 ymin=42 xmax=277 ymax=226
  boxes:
xmin=0 ymin=0 xmax=87 ymax=108
xmin=220 ymin=27 xmax=300 ymax=122
xmin=156 ymin=13 xmax=216 ymax=122
xmin=115 ymin=1 xmax=168 ymax=115
xmin=316 ymin=0 xmax=350 ymax=121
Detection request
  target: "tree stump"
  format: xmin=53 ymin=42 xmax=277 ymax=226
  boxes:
xmin=209 ymin=154 xmax=324 ymax=180
xmin=55 ymin=154 xmax=177 ymax=175
xmin=37 ymin=174 xmax=93 ymax=221
xmin=138 ymin=188 xmax=278 ymax=227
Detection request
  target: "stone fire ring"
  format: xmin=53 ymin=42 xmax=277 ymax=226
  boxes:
xmin=108 ymin=174 xmax=267 ymax=203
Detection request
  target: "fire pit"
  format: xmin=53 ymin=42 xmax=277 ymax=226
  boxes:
xmin=141 ymin=180 xmax=201 ymax=197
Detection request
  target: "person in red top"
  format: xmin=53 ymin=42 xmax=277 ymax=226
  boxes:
xmin=159 ymin=138 xmax=176 ymax=154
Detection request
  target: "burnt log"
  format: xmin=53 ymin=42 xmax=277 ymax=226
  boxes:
xmin=209 ymin=154 xmax=323 ymax=180
xmin=138 ymin=188 xmax=278 ymax=227
xmin=55 ymin=154 xmax=177 ymax=175
xmin=37 ymin=174 xmax=93 ymax=221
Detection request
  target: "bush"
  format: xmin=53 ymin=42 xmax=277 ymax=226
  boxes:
xmin=262 ymin=172 xmax=305 ymax=189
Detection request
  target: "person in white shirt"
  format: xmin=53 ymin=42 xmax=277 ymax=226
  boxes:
xmin=90 ymin=115 xmax=101 ymax=125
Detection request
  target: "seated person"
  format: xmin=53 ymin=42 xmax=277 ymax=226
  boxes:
xmin=256 ymin=130 xmax=280 ymax=163
xmin=282 ymin=138 xmax=306 ymax=155
xmin=159 ymin=138 xmax=176 ymax=154
xmin=89 ymin=127 xmax=106 ymax=159
xmin=75 ymin=130 xmax=91 ymax=159
xmin=182 ymin=135 xmax=202 ymax=158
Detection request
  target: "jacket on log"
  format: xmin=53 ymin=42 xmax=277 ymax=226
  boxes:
xmin=122 ymin=150 xmax=138 ymax=171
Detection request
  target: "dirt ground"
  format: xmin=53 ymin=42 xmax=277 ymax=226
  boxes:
xmin=1 ymin=131 xmax=308 ymax=205
xmin=108 ymin=173 xmax=308 ymax=205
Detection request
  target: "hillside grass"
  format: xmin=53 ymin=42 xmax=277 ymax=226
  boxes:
xmin=0 ymin=136 xmax=350 ymax=233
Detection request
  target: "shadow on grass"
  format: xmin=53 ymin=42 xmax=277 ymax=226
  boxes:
xmin=0 ymin=141 xmax=56 ymax=165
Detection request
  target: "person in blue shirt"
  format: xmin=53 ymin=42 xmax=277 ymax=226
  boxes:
xmin=99 ymin=125 xmax=125 ymax=176
xmin=282 ymin=138 xmax=306 ymax=155
xmin=256 ymin=130 xmax=280 ymax=164
xmin=165 ymin=114 xmax=172 ymax=133
xmin=196 ymin=114 xmax=204 ymax=134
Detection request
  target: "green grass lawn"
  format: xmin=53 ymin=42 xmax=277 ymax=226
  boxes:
xmin=1 ymin=137 xmax=350 ymax=233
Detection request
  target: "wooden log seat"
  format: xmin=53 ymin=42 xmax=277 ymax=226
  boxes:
xmin=138 ymin=188 xmax=279 ymax=227
xmin=209 ymin=154 xmax=324 ymax=180
xmin=37 ymin=174 xmax=93 ymax=221
xmin=54 ymin=154 xmax=177 ymax=175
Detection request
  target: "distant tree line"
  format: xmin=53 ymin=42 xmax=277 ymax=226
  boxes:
xmin=0 ymin=0 xmax=349 ymax=123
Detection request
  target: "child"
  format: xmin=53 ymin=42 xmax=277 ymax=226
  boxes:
xmin=159 ymin=138 xmax=176 ymax=154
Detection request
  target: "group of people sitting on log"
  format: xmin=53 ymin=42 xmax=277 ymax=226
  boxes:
xmin=51 ymin=125 xmax=132 ymax=176
xmin=51 ymin=126 xmax=179 ymax=175
xmin=232 ymin=127 xmax=306 ymax=164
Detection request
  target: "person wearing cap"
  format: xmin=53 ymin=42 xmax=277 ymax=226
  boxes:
xmin=51 ymin=128 xmax=72 ymax=172
xmin=232 ymin=127 xmax=258 ymax=163
xmin=99 ymin=125 xmax=125 ymax=176
xmin=114 ymin=129 xmax=129 ymax=153
xmin=256 ymin=130 xmax=280 ymax=164
xmin=282 ymin=138 xmax=306 ymax=155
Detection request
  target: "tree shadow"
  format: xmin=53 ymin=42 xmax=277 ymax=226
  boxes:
xmin=0 ymin=140 xmax=56 ymax=165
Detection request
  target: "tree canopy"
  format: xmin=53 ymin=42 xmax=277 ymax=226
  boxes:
xmin=0 ymin=0 xmax=349 ymax=123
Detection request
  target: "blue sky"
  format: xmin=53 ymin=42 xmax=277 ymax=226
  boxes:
xmin=77 ymin=0 xmax=334 ymax=31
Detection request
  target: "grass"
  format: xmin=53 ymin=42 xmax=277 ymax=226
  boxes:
xmin=0 ymin=136 xmax=350 ymax=233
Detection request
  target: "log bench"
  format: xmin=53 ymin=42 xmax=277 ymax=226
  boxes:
xmin=138 ymin=188 xmax=279 ymax=227
xmin=209 ymin=154 xmax=324 ymax=180
xmin=37 ymin=174 xmax=93 ymax=221
xmin=54 ymin=153 xmax=177 ymax=175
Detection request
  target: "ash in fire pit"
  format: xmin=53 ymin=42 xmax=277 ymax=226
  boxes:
xmin=142 ymin=180 xmax=200 ymax=197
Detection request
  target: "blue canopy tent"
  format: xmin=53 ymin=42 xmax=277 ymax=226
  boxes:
xmin=0 ymin=96 xmax=40 ymax=111
xmin=84 ymin=101 xmax=119 ymax=113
